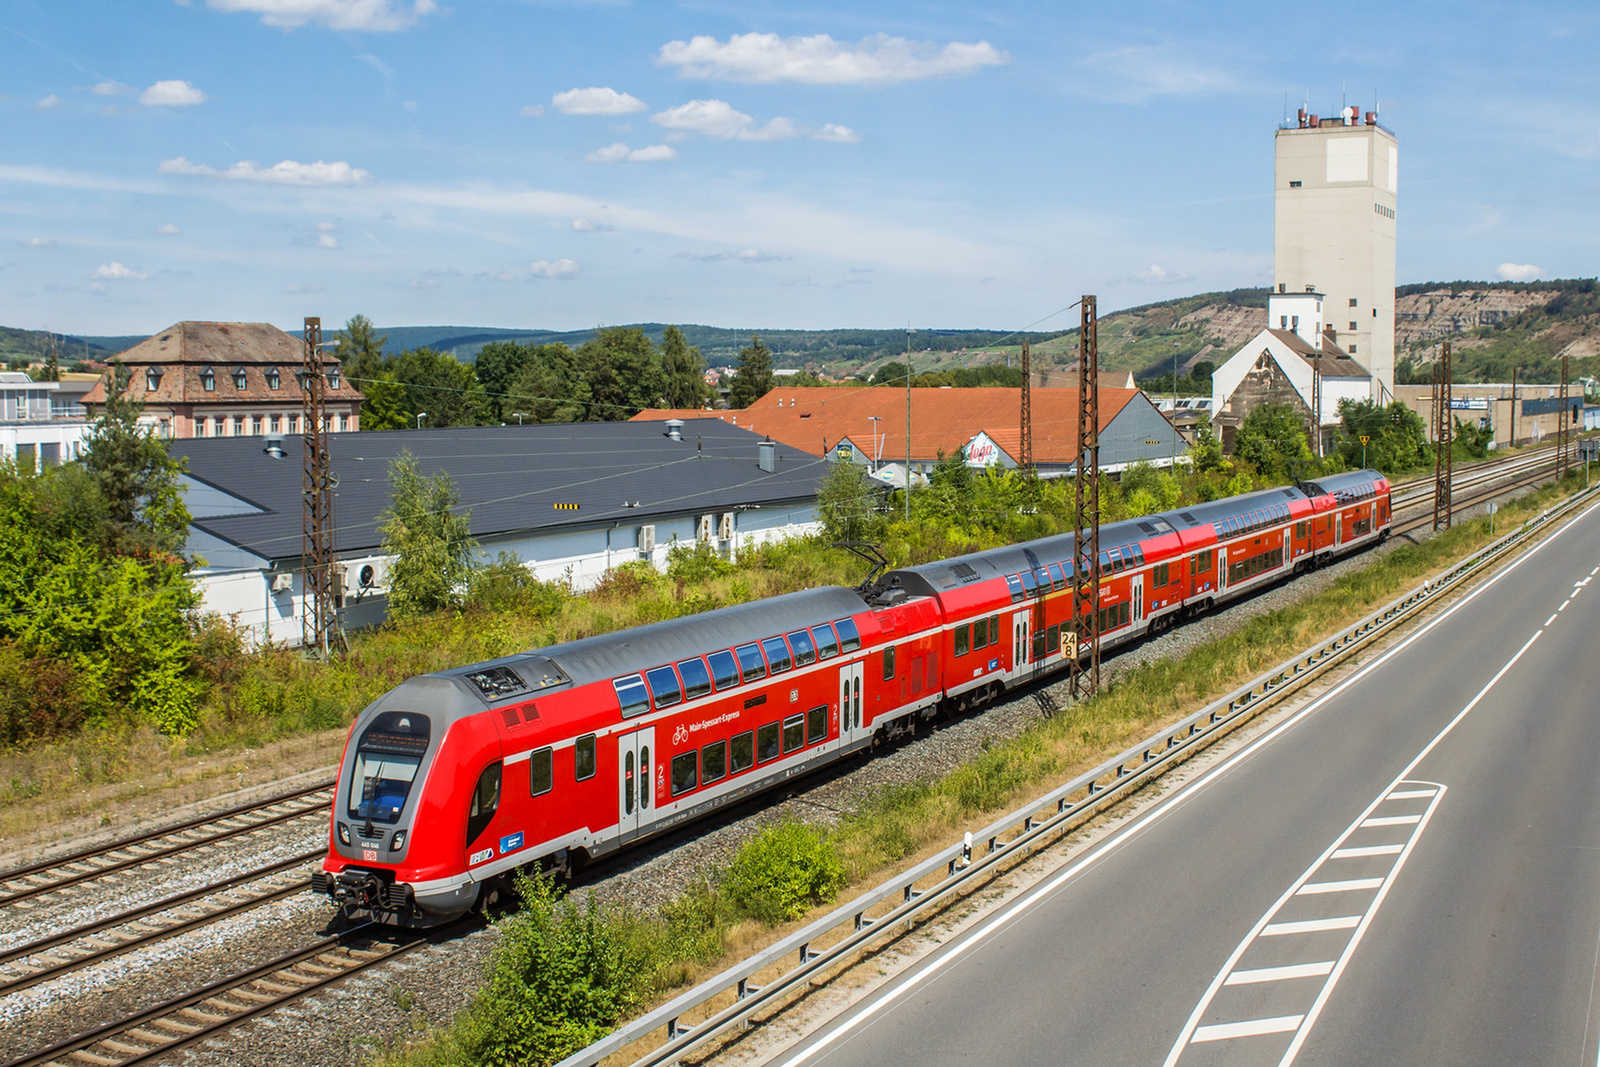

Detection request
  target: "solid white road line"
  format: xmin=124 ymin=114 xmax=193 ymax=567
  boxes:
xmin=1361 ymin=814 xmax=1422 ymax=827
xmin=1192 ymin=1016 xmax=1305 ymax=1042
xmin=1387 ymin=789 xmax=1439 ymax=799
xmin=1332 ymin=844 xmax=1405 ymax=859
xmin=1225 ymin=962 xmax=1336 ymax=985
xmin=1262 ymin=916 xmax=1361 ymax=936
xmin=1296 ymin=878 xmax=1385 ymax=895
xmin=777 ymin=498 xmax=1597 ymax=1067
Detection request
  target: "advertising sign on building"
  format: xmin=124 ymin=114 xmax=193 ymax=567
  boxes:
xmin=964 ymin=431 xmax=1008 ymax=468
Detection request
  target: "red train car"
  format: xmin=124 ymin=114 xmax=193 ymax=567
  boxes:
xmin=316 ymin=470 xmax=1389 ymax=924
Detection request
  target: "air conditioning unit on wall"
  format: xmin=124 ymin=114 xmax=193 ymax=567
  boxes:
xmin=697 ymin=515 xmax=714 ymax=543
xmin=269 ymin=571 xmax=294 ymax=594
xmin=719 ymin=512 xmax=734 ymax=542
xmin=343 ymin=558 xmax=391 ymax=598
xmin=638 ymin=524 xmax=656 ymax=556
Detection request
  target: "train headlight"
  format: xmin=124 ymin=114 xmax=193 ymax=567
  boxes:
xmin=390 ymin=830 xmax=407 ymax=852
xmin=337 ymin=822 xmax=351 ymax=846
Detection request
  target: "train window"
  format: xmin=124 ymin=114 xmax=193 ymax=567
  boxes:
xmin=670 ymin=751 xmax=698 ymax=796
xmin=1196 ymin=553 xmax=1212 ymax=575
xmin=529 ymin=747 xmax=553 ymax=797
xmin=1131 ymin=546 xmax=1145 ymax=565
xmin=1111 ymin=551 xmax=1125 ymax=573
xmin=835 ymin=618 xmax=862 ymax=653
xmin=812 ymin=625 xmax=840 ymax=660
xmin=614 ymin=675 xmax=650 ymax=718
xmin=973 ymin=619 xmax=988 ymax=651
xmin=882 ymin=644 xmax=897 ymax=680
xmin=807 ymin=704 xmax=827 ymax=745
xmin=736 ymin=642 xmax=767 ymax=682
xmin=756 ymin=722 xmax=780 ymax=762
xmin=1048 ymin=563 xmax=1065 ymax=591
xmin=731 ymin=731 xmax=755 ymax=772
xmin=762 ymin=636 xmax=793 ymax=674
xmin=782 ymin=714 xmax=805 ymax=753
xmin=707 ymin=650 xmax=740 ymax=691
xmin=703 ymin=740 xmax=727 ymax=784
xmin=989 ymin=615 xmax=1000 ymax=646
xmin=1046 ymin=626 xmax=1060 ymax=654
xmin=1153 ymin=562 xmax=1169 ymax=586
xmin=574 ymin=735 xmax=596 ymax=781
xmin=466 ymin=761 xmax=501 ymax=845
xmin=1296 ymin=521 xmax=1307 ymax=539
xmin=646 ymin=665 xmax=683 ymax=709
xmin=787 ymin=629 xmax=818 ymax=667
xmin=678 ymin=657 xmax=713 ymax=701
xmin=954 ymin=624 xmax=970 ymax=657
xmin=1006 ymin=575 xmax=1024 ymax=603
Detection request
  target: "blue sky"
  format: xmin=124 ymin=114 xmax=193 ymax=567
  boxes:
xmin=2 ymin=1 xmax=1596 ymax=337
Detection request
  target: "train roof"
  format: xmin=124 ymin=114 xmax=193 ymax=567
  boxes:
xmin=1300 ymin=469 xmax=1387 ymax=502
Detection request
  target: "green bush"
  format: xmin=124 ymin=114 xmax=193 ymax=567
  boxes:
xmin=666 ymin=540 xmax=736 ymax=584
xmin=465 ymin=552 xmax=569 ymax=617
xmin=721 ymin=820 xmax=846 ymax=924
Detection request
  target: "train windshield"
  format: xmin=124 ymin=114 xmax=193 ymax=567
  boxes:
xmin=348 ymin=712 xmax=431 ymax=824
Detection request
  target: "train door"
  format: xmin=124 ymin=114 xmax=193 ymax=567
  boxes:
xmin=1334 ymin=512 xmax=1343 ymax=546
xmin=616 ymin=726 xmax=656 ymax=838
xmin=1011 ymin=610 xmax=1030 ymax=673
xmin=837 ymin=660 xmax=866 ymax=745
xmin=1217 ymin=548 xmax=1227 ymax=591
xmin=1131 ymin=574 xmax=1144 ymax=624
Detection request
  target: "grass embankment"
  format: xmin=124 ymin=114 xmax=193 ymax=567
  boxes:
xmin=374 ymin=474 xmax=1590 ymax=1067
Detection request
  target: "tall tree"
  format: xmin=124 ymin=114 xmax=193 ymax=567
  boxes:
xmin=1232 ymin=402 xmax=1315 ymax=483
xmin=660 ymin=325 xmax=709 ymax=409
xmin=502 ymin=344 xmax=588 ymax=423
xmin=576 ymin=327 xmax=666 ymax=419
xmin=379 ymin=450 xmax=477 ymax=618
xmin=392 ymin=347 xmax=488 ymax=428
xmin=79 ymin=361 xmax=191 ymax=556
xmin=335 ymin=314 xmax=388 ymax=384
xmin=726 ymin=335 xmax=775 ymax=409
xmin=474 ymin=340 xmax=535 ymax=406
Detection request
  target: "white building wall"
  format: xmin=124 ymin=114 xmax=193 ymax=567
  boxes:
xmin=0 ymin=422 xmax=90 ymax=470
xmin=1212 ymin=329 xmax=1372 ymax=430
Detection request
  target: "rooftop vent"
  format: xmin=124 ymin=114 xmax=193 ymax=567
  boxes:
xmin=758 ymin=438 xmax=776 ymax=473
xmin=665 ymin=419 xmax=684 ymax=442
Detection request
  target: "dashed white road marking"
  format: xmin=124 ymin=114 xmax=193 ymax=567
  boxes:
xmin=1561 ymin=599 xmax=1572 ymax=611
xmin=1262 ymin=916 xmax=1361 ymax=936
xmin=1362 ymin=814 xmax=1422 ymax=827
xmin=1297 ymin=877 xmax=1385 ymax=895
xmin=1547 ymin=614 xmax=1560 ymax=626
xmin=1192 ymin=1016 xmax=1305 ymax=1042
xmin=1332 ymin=844 xmax=1405 ymax=859
xmin=1224 ymin=961 xmax=1336 ymax=985
xmin=1590 ymin=566 xmax=1599 ymax=576
xmin=1387 ymin=789 xmax=1438 ymax=799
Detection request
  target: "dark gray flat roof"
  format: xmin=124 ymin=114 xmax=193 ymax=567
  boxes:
xmin=173 ymin=419 xmax=825 ymax=566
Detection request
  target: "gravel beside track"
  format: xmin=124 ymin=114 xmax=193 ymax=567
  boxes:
xmin=7 ymin=468 xmax=1543 ymax=1067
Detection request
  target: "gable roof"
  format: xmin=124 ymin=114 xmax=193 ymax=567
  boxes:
xmin=634 ymin=386 xmax=1141 ymax=465
xmin=82 ymin=322 xmax=359 ymax=407
xmin=1264 ymin=329 xmax=1370 ymax=378
xmin=173 ymin=418 xmax=825 ymax=567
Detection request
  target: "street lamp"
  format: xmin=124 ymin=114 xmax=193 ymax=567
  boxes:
xmin=416 ymin=412 xmax=427 ymax=430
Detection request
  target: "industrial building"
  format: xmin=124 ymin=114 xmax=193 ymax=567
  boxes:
xmin=174 ymin=419 xmax=825 ymax=648
xmin=1395 ymin=381 xmax=1586 ymax=450
xmin=634 ymin=386 xmax=1186 ymax=483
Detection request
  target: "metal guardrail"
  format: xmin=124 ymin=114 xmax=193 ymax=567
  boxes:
xmin=558 ymin=482 xmax=1598 ymax=1067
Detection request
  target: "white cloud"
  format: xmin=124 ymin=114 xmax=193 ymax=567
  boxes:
xmin=1077 ymin=46 xmax=1242 ymax=103
xmin=657 ymin=32 xmax=1007 ymax=86
xmin=316 ymin=221 xmax=337 ymax=231
xmin=286 ymin=283 xmax=325 ymax=294
xmin=584 ymin=142 xmax=677 ymax=163
xmin=408 ymin=277 xmax=437 ymax=289
xmin=23 ymin=237 xmax=55 ymax=248
xmin=160 ymin=156 xmax=374 ymax=185
xmin=1497 ymin=262 xmax=1545 ymax=282
xmin=530 ymin=258 xmax=579 ymax=279
xmin=1127 ymin=264 xmax=1194 ymax=284
xmin=316 ymin=233 xmax=339 ymax=248
xmin=677 ymin=247 xmax=788 ymax=263
xmin=650 ymin=99 xmax=855 ymax=143
xmin=35 ymin=95 xmax=61 ymax=110
xmin=93 ymin=81 xmax=132 ymax=96
xmin=571 ymin=217 xmax=612 ymax=232
xmin=89 ymin=282 xmax=107 ymax=295
xmin=552 ymin=87 xmax=647 ymax=116
xmin=140 ymin=80 xmax=207 ymax=106
xmin=93 ymin=261 xmax=151 ymax=280
xmin=157 ymin=223 xmax=181 ymax=235
xmin=205 ymin=0 xmax=436 ymax=31
xmin=520 ymin=104 xmax=544 ymax=117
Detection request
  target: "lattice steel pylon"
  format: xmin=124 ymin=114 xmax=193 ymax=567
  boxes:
xmin=1433 ymin=340 xmax=1453 ymax=531
xmin=1018 ymin=339 xmax=1034 ymax=479
xmin=1559 ymin=352 xmax=1571 ymax=479
xmin=302 ymin=317 xmax=336 ymax=657
xmin=1069 ymin=296 xmax=1101 ymax=702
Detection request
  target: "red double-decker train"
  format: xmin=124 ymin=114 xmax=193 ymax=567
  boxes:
xmin=316 ymin=470 xmax=1390 ymax=924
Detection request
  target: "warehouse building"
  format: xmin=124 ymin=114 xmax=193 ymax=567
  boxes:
xmin=174 ymin=419 xmax=825 ymax=648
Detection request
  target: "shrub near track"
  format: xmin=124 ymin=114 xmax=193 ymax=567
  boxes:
xmin=377 ymin=475 xmax=1590 ymax=1067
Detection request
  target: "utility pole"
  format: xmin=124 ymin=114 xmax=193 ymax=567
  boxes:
xmin=1510 ymin=366 xmax=1518 ymax=448
xmin=1019 ymin=339 xmax=1034 ymax=479
xmin=1559 ymin=353 xmax=1571 ymax=479
xmin=302 ymin=317 xmax=335 ymax=657
xmin=1069 ymin=296 xmax=1101 ymax=702
xmin=905 ymin=327 xmax=912 ymax=521
xmin=1433 ymin=339 xmax=1453 ymax=531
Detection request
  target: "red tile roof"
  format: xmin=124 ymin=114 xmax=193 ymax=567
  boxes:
xmin=634 ymin=386 xmax=1140 ymax=464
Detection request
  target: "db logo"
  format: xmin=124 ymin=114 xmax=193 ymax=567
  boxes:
xmin=673 ymin=724 xmax=689 ymax=744
xmin=362 ymin=849 xmax=377 ymax=862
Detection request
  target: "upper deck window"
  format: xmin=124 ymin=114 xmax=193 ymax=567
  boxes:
xmin=735 ymin=642 xmax=767 ymax=682
xmin=614 ymin=674 xmax=650 ymax=718
xmin=811 ymin=624 xmax=839 ymax=660
xmin=678 ymin=657 xmax=713 ymax=701
xmin=762 ymin=635 xmax=793 ymax=674
xmin=646 ymin=665 xmax=683 ymax=709
xmin=707 ymin=649 xmax=740 ymax=690
xmin=787 ymin=629 xmax=817 ymax=667
xmin=835 ymin=618 xmax=862 ymax=652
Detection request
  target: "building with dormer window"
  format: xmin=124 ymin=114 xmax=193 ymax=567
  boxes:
xmin=80 ymin=321 xmax=362 ymax=439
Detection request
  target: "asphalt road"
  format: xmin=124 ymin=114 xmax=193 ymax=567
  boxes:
xmin=765 ymin=498 xmax=1600 ymax=1067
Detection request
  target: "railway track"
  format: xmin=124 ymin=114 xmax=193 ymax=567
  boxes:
xmin=0 ymin=781 xmax=334 ymax=910
xmin=2 ymin=922 xmax=461 ymax=1067
xmin=0 ymin=848 xmax=325 ymax=997
xmin=1389 ymin=446 xmax=1557 ymax=514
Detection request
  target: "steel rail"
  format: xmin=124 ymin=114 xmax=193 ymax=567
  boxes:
xmin=556 ymin=481 xmax=1600 ymax=1067
xmin=0 ymin=849 xmax=324 ymax=996
xmin=0 ymin=789 xmax=332 ymax=908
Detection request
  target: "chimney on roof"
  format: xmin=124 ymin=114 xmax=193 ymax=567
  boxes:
xmin=758 ymin=438 xmax=776 ymax=473
xmin=664 ymin=418 xmax=684 ymax=442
